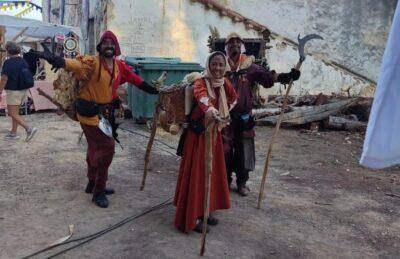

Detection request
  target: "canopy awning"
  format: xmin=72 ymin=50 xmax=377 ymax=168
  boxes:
xmin=0 ymin=15 xmax=83 ymax=41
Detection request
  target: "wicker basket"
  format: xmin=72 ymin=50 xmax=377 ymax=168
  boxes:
xmin=53 ymin=71 xmax=80 ymax=121
xmin=159 ymin=83 xmax=187 ymax=125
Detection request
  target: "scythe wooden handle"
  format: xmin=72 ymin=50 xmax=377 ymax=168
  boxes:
xmin=140 ymin=106 xmax=160 ymax=191
xmin=257 ymin=59 xmax=303 ymax=209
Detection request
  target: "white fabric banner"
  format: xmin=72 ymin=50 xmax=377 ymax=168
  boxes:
xmin=360 ymin=1 xmax=400 ymax=169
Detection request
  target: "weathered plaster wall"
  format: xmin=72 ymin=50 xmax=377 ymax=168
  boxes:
xmin=106 ymin=0 xmax=261 ymax=63
xmin=105 ymin=0 xmax=397 ymax=96
xmin=42 ymin=0 xmax=83 ymax=27
xmin=218 ymin=0 xmax=397 ymax=95
xmin=223 ymin=0 xmax=397 ymax=82
xmin=44 ymin=0 xmax=397 ymax=97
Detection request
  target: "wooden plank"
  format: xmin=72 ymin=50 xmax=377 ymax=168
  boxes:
xmin=285 ymin=110 xmax=341 ymax=125
xmin=256 ymin=98 xmax=359 ymax=126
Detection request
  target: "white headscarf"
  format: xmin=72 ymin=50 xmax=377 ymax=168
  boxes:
xmin=202 ymin=51 xmax=230 ymax=128
xmin=203 ymin=51 xmax=229 ymax=91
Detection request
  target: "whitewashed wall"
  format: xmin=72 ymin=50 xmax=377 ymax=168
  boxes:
xmin=224 ymin=0 xmax=396 ymax=83
xmin=103 ymin=0 xmax=394 ymax=97
xmin=220 ymin=0 xmax=396 ymax=96
xmin=107 ymin=0 xmax=260 ymax=63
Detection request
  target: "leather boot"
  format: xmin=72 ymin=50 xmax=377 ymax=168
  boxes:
xmin=85 ymin=181 xmax=95 ymax=193
xmin=92 ymin=192 xmax=108 ymax=208
xmin=193 ymin=220 xmax=210 ymax=233
xmin=237 ymin=185 xmax=250 ymax=196
xmin=198 ymin=215 xmax=219 ymax=226
xmin=85 ymin=182 xmax=115 ymax=195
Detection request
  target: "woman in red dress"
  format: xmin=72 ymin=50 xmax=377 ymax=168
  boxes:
xmin=174 ymin=51 xmax=237 ymax=233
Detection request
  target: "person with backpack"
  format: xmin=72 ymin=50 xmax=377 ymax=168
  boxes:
xmin=0 ymin=41 xmax=37 ymax=141
xmin=29 ymin=31 xmax=159 ymax=208
xmin=174 ymin=51 xmax=237 ymax=233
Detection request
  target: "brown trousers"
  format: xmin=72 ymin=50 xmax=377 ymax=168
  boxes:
xmin=81 ymin=124 xmax=115 ymax=193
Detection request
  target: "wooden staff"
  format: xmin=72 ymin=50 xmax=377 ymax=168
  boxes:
xmin=257 ymin=33 xmax=322 ymax=209
xmin=36 ymin=87 xmax=78 ymax=121
xmin=36 ymin=88 xmax=60 ymax=108
xmin=140 ymin=105 xmax=160 ymax=191
xmin=139 ymin=72 xmax=167 ymax=190
xmin=200 ymin=114 xmax=216 ymax=256
xmin=257 ymin=62 xmax=302 ymax=209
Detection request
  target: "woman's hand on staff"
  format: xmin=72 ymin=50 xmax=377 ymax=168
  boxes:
xmin=206 ymin=106 xmax=219 ymax=120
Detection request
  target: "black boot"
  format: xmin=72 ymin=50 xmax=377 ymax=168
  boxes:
xmin=237 ymin=185 xmax=250 ymax=196
xmin=85 ymin=182 xmax=115 ymax=195
xmin=92 ymin=192 xmax=108 ymax=208
xmin=85 ymin=181 xmax=95 ymax=193
xmin=199 ymin=215 xmax=219 ymax=226
xmin=193 ymin=220 xmax=210 ymax=233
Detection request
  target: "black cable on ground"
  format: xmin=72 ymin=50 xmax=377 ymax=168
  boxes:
xmin=22 ymin=126 xmax=177 ymax=258
xmin=119 ymin=127 xmax=178 ymax=154
xmin=22 ymin=197 xmax=173 ymax=259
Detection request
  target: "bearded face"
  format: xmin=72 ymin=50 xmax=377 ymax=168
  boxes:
xmin=99 ymin=38 xmax=116 ymax=58
xmin=226 ymin=38 xmax=242 ymax=59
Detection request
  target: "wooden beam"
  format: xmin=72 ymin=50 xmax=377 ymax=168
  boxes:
xmin=326 ymin=115 xmax=367 ymax=132
xmin=256 ymin=98 xmax=359 ymax=126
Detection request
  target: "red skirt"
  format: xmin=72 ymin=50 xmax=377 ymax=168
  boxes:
xmin=173 ymin=129 xmax=230 ymax=233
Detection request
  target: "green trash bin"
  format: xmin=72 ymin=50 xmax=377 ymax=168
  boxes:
xmin=125 ymin=57 xmax=203 ymax=124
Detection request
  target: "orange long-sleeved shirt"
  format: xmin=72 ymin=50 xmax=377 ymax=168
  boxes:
xmin=65 ymin=55 xmax=143 ymax=126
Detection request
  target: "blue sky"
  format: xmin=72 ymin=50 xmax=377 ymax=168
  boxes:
xmin=0 ymin=0 xmax=42 ymax=20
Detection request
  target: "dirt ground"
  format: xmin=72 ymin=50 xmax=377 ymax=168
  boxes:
xmin=0 ymin=112 xmax=399 ymax=259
